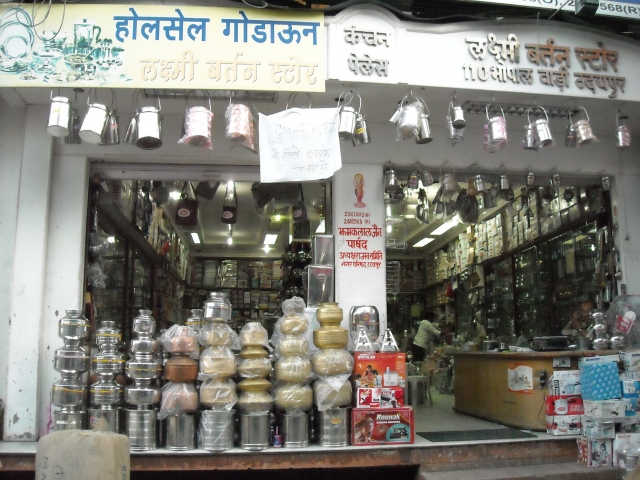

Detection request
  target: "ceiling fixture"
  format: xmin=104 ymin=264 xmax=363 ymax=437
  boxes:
xmin=190 ymin=232 xmax=201 ymax=244
xmin=169 ymin=191 xmax=181 ymax=200
xmin=413 ymin=238 xmax=435 ymax=248
xmin=107 ymin=236 xmax=115 ymax=243
xmin=431 ymin=217 xmax=460 ymax=236
xmin=264 ymin=234 xmax=278 ymax=245
xmin=263 ymin=245 xmax=270 ymax=253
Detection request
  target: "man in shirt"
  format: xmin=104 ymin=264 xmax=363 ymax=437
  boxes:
xmin=561 ymin=299 xmax=594 ymax=338
xmin=412 ymin=312 xmax=441 ymax=362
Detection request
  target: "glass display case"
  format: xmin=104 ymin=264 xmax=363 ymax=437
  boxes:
xmin=514 ymin=244 xmax=552 ymax=337
xmin=484 ymin=258 xmax=515 ymax=341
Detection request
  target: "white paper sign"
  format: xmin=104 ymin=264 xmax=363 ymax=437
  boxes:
xmin=258 ymin=107 xmax=342 ymax=182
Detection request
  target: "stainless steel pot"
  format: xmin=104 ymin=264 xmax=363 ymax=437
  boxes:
xmin=59 ymin=108 xmax=81 ymax=144
xmin=397 ymin=99 xmax=422 ymax=138
xmin=200 ymin=410 xmax=235 ymax=451
xmin=283 ymin=412 xmax=309 ymax=448
xmin=88 ymin=407 xmax=120 ymax=433
xmin=101 ymin=109 xmax=120 ymax=145
xmin=166 ymin=414 xmax=196 ymax=451
xmin=486 ymin=105 xmax=507 ymax=151
xmin=318 ymin=408 xmax=349 ymax=447
xmin=534 ymin=116 xmax=553 ymax=147
xmin=500 ymin=174 xmax=509 ymax=191
xmin=353 ymin=114 xmax=370 ymax=146
xmin=53 ymin=410 xmax=85 ymax=431
xmin=137 ymin=104 xmax=162 ymax=149
xmin=79 ymin=96 xmax=109 ymax=144
xmin=617 ymin=124 xmax=631 ymax=150
xmin=573 ymin=107 xmax=598 ymax=145
xmin=523 ymin=123 xmax=537 ymax=150
xmin=240 ymin=412 xmax=270 ymax=451
xmin=338 ymin=105 xmax=356 ymax=140
xmin=47 ymin=94 xmax=71 ymax=137
xmin=416 ymin=113 xmax=432 ymax=144
xmin=451 ymin=103 xmax=466 ymax=128
xmin=473 ymin=174 xmax=486 ymax=193
xmin=526 ymin=172 xmax=536 ymax=187
xmin=126 ymin=408 xmax=157 ymax=451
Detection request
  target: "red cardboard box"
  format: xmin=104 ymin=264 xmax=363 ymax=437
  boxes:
xmin=353 ymin=352 xmax=407 ymax=388
xmin=356 ymin=387 xmax=405 ymax=408
xmin=545 ymin=395 xmax=584 ymax=416
xmin=351 ymin=407 xmax=414 ymax=445
xmin=577 ymin=437 xmax=613 ymax=467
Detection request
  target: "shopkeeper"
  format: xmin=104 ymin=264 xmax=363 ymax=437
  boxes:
xmin=412 ymin=312 xmax=441 ymax=361
xmin=561 ymin=299 xmax=594 ymax=338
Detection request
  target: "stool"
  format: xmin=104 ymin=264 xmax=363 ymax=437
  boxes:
xmin=406 ymin=375 xmax=432 ymax=407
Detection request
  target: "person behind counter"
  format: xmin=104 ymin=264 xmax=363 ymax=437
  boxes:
xmin=412 ymin=312 xmax=441 ymax=362
xmin=561 ymin=299 xmax=594 ymax=338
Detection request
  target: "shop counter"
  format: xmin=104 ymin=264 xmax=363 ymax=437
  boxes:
xmin=453 ymin=350 xmax=620 ymax=431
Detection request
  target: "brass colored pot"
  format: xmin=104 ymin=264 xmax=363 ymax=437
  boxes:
xmin=313 ymin=326 xmax=349 ymax=349
xmin=238 ymin=378 xmax=272 ymax=393
xmin=239 ymin=345 xmax=268 ymax=359
xmin=164 ymin=355 xmax=199 ymax=383
xmin=316 ymin=302 xmax=343 ymax=326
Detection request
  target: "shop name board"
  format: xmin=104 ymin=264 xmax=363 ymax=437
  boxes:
xmin=343 ymin=27 xmax=391 ymax=77
xmin=457 ymin=0 xmax=640 ymax=21
xmin=461 ymin=33 xmax=626 ymax=98
xmin=0 ymin=4 xmax=325 ymax=91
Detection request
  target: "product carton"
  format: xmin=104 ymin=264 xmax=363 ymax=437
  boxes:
xmin=577 ymin=437 xmax=612 ymax=467
xmin=582 ymin=418 xmax=615 ymax=439
xmin=621 ymin=351 xmax=640 ymax=372
xmin=548 ymin=370 xmax=581 ymax=396
xmin=353 ymin=352 xmax=407 ymax=388
xmin=579 ymin=361 xmax=621 ymax=401
xmin=613 ymin=433 xmax=640 ymax=465
xmin=356 ymin=387 xmax=405 ymax=408
xmin=545 ymin=395 xmax=584 ymax=416
xmin=546 ymin=415 xmax=582 ymax=436
xmin=351 ymin=407 xmax=414 ymax=445
xmin=583 ymin=399 xmax=624 ymax=419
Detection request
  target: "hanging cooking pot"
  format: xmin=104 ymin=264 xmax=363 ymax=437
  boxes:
xmin=499 ymin=174 xmax=509 ymax=191
xmin=136 ymin=94 xmax=162 ymax=150
xmin=47 ymin=91 xmax=71 ymax=137
xmin=573 ymin=106 xmax=598 ymax=145
xmin=450 ymin=100 xmax=466 ymax=128
xmin=421 ymin=168 xmax=434 ymax=187
xmin=397 ymin=96 xmax=423 ymax=138
xmin=483 ymin=191 xmax=495 ymax=209
xmin=616 ymin=112 xmax=631 ymax=150
xmin=383 ymin=162 xmax=404 ymax=203
xmin=533 ymin=106 xmax=553 ymax=147
xmin=337 ymin=92 xmax=357 ymax=141
xmin=100 ymin=90 xmax=120 ymax=146
xmin=473 ymin=174 xmax=486 ymax=194
xmin=441 ymin=172 xmax=458 ymax=195
xmin=415 ymin=97 xmax=432 ymax=144
xmin=182 ymin=90 xmax=213 ymax=147
xmin=486 ymin=105 xmax=507 ymax=152
xmin=79 ymin=90 xmax=109 ymax=144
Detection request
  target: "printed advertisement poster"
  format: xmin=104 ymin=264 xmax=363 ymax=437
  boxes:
xmin=0 ymin=4 xmax=324 ymax=90
xmin=508 ymin=364 xmax=534 ymax=394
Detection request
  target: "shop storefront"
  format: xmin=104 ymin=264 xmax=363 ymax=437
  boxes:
xmin=1 ymin=1 xmax=640 ymax=477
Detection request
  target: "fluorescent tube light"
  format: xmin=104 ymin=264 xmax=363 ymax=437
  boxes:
xmin=431 ymin=218 xmax=460 ymax=236
xmin=190 ymin=232 xmax=200 ymax=244
xmin=169 ymin=191 xmax=181 ymax=200
xmin=413 ymin=238 xmax=435 ymax=248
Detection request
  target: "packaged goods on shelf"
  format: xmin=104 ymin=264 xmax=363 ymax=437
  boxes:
xmin=545 ymin=395 xmax=584 ymax=416
xmin=351 ymin=407 xmax=414 ymax=445
xmin=621 ymin=351 xmax=640 ymax=372
xmin=582 ymin=418 xmax=615 ymax=439
xmin=583 ymin=399 xmax=624 ymax=419
xmin=546 ymin=415 xmax=582 ymax=436
xmin=356 ymin=387 xmax=405 ymax=408
xmin=548 ymin=370 xmax=581 ymax=396
xmin=577 ymin=437 xmax=612 ymax=467
xmin=579 ymin=357 xmax=622 ymax=401
xmin=352 ymin=352 xmax=407 ymax=388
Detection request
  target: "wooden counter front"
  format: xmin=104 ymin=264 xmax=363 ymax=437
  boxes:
xmin=453 ymin=350 xmax=620 ymax=431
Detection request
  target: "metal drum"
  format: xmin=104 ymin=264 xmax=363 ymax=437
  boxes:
xmin=200 ymin=410 xmax=235 ymax=452
xmin=47 ymin=95 xmax=71 ymax=137
xmin=166 ymin=414 xmax=196 ymax=451
xmin=125 ymin=409 xmax=157 ymax=451
xmin=318 ymin=408 xmax=349 ymax=447
xmin=53 ymin=410 xmax=85 ymax=431
xmin=282 ymin=412 xmax=309 ymax=448
xmin=88 ymin=407 xmax=120 ymax=433
xmin=240 ymin=413 xmax=270 ymax=451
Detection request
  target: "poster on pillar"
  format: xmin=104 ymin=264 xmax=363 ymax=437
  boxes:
xmin=333 ymin=164 xmax=387 ymax=340
xmin=0 ymin=4 xmax=325 ymax=91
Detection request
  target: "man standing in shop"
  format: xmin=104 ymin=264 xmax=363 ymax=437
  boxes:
xmin=412 ymin=312 xmax=441 ymax=362
xmin=561 ymin=299 xmax=594 ymax=338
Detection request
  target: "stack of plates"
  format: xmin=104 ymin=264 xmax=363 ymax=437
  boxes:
xmin=0 ymin=8 xmax=34 ymax=60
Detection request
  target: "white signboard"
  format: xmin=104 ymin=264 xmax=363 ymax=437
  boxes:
xmin=333 ymin=164 xmax=387 ymax=338
xmin=327 ymin=5 xmax=640 ymax=102
xmin=258 ymin=107 xmax=341 ymax=182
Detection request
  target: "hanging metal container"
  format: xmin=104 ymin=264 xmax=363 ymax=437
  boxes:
xmin=533 ymin=106 xmax=553 ymax=147
xmin=407 ymin=165 xmax=420 ymax=189
xmin=79 ymin=91 xmax=109 ymax=144
xmin=101 ymin=90 xmax=120 ymax=146
xmin=473 ymin=174 xmax=486 ymax=193
xmin=486 ymin=105 xmax=507 ymax=152
xmin=397 ymin=95 xmax=423 ymax=138
xmin=124 ymin=116 xmax=137 ymax=144
xmin=441 ymin=172 xmax=458 ymax=195
xmin=572 ymin=106 xmax=598 ymax=145
xmin=136 ymin=96 xmax=162 ymax=150
xmin=47 ymin=92 xmax=72 ymax=137
xmin=446 ymin=115 xmax=464 ymax=145
xmin=59 ymin=108 xmax=81 ymax=145
xmin=451 ymin=100 xmax=466 ymax=129
xmin=337 ymin=92 xmax=358 ymax=141
xmin=601 ymin=176 xmax=611 ymax=191
xmin=421 ymin=167 xmax=434 ymax=187
xmin=522 ymin=123 xmax=537 ymax=150
xmin=383 ymin=162 xmax=404 ymax=203
xmin=483 ymin=191 xmax=495 ymax=209
xmin=616 ymin=112 xmax=631 ymax=150
xmin=415 ymin=97 xmax=432 ymax=144
xmin=500 ymin=174 xmax=509 ymax=191
xmin=551 ymin=173 xmax=561 ymax=189
xmin=564 ymin=122 xmax=577 ymax=148
xmin=352 ymin=114 xmax=370 ymax=146
xmin=183 ymin=92 xmax=213 ymax=147
xmin=526 ymin=172 xmax=536 ymax=187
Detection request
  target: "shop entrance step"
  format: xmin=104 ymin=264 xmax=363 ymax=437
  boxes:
xmin=419 ymin=462 xmax=617 ymax=480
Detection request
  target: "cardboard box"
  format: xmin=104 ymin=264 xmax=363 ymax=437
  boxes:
xmin=351 ymin=407 xmax=414 ymax=445
xmin=577 ymin=437 xmax=612 ymax=467
xmin=353 ymin=352 xmax=407 ymax=388
xmin=621 ymin=351 xmax=640 ymax=372
xmin=548 ymin=370 xmax=581 ymax=396
xmin=583 ymin=399 xmax=624 ymax=419
xmin=545 ymin=395 xmax=584 ymax=416
xmin=356 ymin=387 xmax=405 ymax=408
xmin=579 ymin=361 xmax=621 ymax=401
xmin=621 ymin=419 xmax=640 ymax=433
xmin=623 ymin=395 xmax=638 ymax=417
xmin=546 ymin=415 xmax=582 ymax=436
xmin=579 ymin=355 xmax=620 ymax=366
xmin=613 ymin=433 xmax=640 ymax=465
xmin=582 ymin=418 xmax=615 ymax=439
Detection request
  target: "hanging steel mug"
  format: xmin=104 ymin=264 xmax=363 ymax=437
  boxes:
xmin=474 ymin=174 xmax=486 ymax=193
xmin=338 ymin=105 xmax=356 ymax=140
xmin=499 ymin=174 xmax=509 ymax=191
xmin=136 ymin=100 xmax=162 ymax=150
xmin=486 ymin=105 xmax=507 ymax=151
xmin=526 ymin=172 xmax=536 ymax=187
xmin=59 ymin=109 xmax=81 ymax=144
xmin=441 ymin=172 xmax=458 ymax=195
xmin=451 ymin=103 xmax=466 ymax=128
xmin=416 ymin=113 xmax=432 ymax=144
xmin=407 ymin=168 xmax=420 ymax=189
xmin=483 ymin=191 xmax=495 ymax=209
xmin=533 ymin=107 xmax=553 ymax=147
xmin=352 ymin=114 xmax=370 ymax=146
xmin=523 ymin=123 xmax=537 ymax=150
xmin=573 ymin=107 xmax=598 ymax=145
xmin=79 ymin=97 xmax=109 ymax=144
xmin=47 ymin=95 xmax=71 ymax=137
xmin=551 ymin=173 xmax=561 ymax=189
xmin=101 ymin=109 xmax=120 ymax=145
xmin=421 ymin=169 xmax=434 ymax=187
xmin=397 ymin=100 xmax=422 ymax=137
xmin=616 ymin=125 xmax=631 ymax=150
